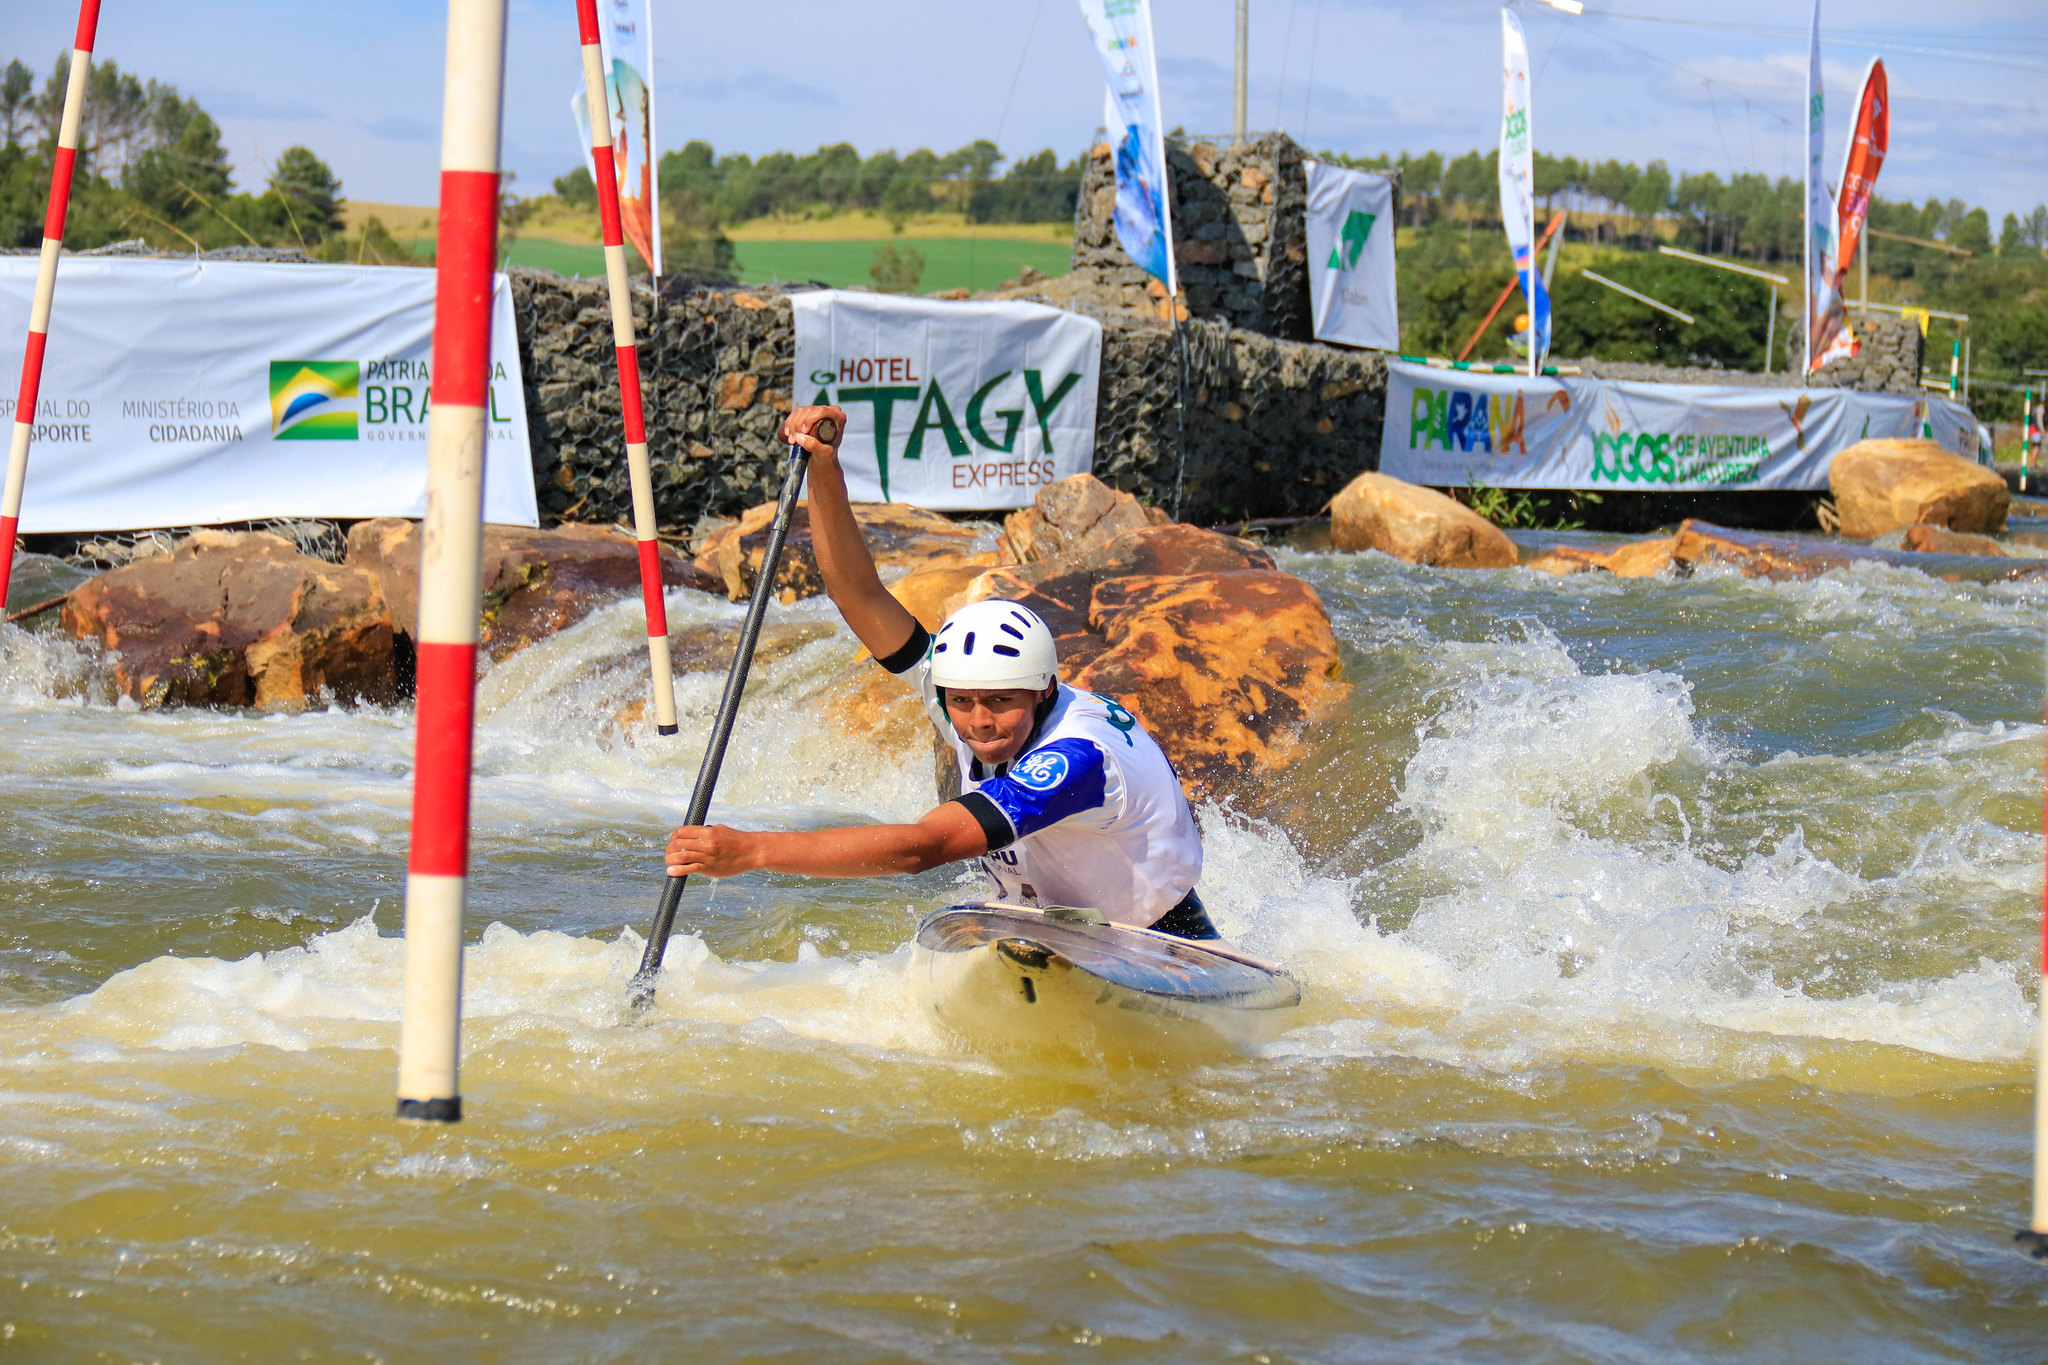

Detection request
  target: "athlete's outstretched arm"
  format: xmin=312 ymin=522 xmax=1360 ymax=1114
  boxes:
xmin=781 ymin=405 xmax=921 ymax=662
xmin=666 ymin=801 xmax=988 ymax=880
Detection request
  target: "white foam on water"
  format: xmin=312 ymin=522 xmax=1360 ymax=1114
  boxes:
xmin=1 ymin=561 xmax=2039 ymax=1085
xmin=6 ymin=911 xmax=947 ymax=1075
xmin=1193 ymin=621 xmax=2039 ymax=1071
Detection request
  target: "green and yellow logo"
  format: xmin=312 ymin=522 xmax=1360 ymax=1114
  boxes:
xmin=270 ymin=361 xmax=359 ymax=440
xmin=1329 ymin=209 xmax=1376 ymax=271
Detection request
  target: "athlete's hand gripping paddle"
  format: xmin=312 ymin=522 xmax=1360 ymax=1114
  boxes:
xmin=627 ymin=417 xmax=836 ymax=1010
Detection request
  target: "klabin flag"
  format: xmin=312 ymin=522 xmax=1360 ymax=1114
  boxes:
xmin=571 ymin=0 xmax=661 ymax=274
xmin=1076 ymin=0 xmax=1176 ymax=296
xmin=1499 ymin=1 xmax=1549 ymax=375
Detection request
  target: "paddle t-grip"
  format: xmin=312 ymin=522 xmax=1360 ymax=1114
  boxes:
xmin=814 ymin=416 xmax=839 ymax=445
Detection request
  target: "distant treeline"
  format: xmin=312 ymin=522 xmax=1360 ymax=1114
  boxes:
xmin=551 ymin=140 xmax=1087 ymax=230
xmin=1330 ymin=146 xmax=2048 ymax=279
xmin=0 ymin=52 xmax=411 ymax=262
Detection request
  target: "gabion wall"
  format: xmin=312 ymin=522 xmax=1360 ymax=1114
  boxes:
xmin=514 ymin=271 xmax=1387 ymax=530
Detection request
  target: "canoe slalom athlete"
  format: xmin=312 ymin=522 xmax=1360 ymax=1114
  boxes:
xmin=663 ymin=405 xmax=1218 ymax=940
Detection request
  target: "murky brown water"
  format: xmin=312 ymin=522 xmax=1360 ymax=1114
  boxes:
xmin=2 ymin=544 xmax=2044 ymax=1361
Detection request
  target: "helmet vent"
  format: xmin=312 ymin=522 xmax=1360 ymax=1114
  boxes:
xmin=999 ymin=623 xmax=1023 ymax=639
xmin=992 ymin=644 xmax=1020 ymax=657
xmin=962 ymin=631 xmax=976 ymax=654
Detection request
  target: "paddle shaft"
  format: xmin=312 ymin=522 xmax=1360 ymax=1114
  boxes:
xmin=628 ymin=419 xmax=832 ymax=1006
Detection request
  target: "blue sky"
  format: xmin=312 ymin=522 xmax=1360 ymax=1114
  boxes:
xmin=8 ymin=0 xmax=2044 ymax=222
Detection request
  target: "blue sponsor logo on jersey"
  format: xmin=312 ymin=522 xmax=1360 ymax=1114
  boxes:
xmin=1012 ymin=750 xmax=1070 ymax=790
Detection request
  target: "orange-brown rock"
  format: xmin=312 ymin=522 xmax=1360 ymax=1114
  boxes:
xmin=697 ymin=501 xmax=994 ymax=604
xmin=1523 ymin=546 xmax=1607 ymax=576
xmin=1524 ymin=538 xmax=1676 ymax=578
xmin=1829 ymin=438 xmax=2009 ymax=537
xmin=344 ymin=518 xmax=719 ymax=659
xmin=1073 ymin=571 xmax=1346 ymax=800
xmin=1606 ymin=538 xmax=1677 ymax=577
xmin=1328 ymin=472 xmax=1517 ymax=568
xmin=998 ymin=474 xmax=1171 ymax=565
xmin=1669 ymin=519 xmax=2048 ymax=584
xmin=949 ymin=521 xmax=1342 ymax=805
xmin=62 ymin=531 xmax=394 ymax=711
xmin=1899 ymin=524 xmax=2007 ymax=557
xmin=887 ymin=556 xmax=997 ymax=631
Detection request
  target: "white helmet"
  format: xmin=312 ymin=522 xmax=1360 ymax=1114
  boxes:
xmin=930 ymin=600 xmax=1058 ymax=692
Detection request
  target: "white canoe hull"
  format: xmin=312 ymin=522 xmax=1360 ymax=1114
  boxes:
xmin=910 ymin=903 xmax=1299 ymax=1064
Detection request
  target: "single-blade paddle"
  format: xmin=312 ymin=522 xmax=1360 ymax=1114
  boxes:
xmin=627 ymin=416 xmax=835 ymax=1009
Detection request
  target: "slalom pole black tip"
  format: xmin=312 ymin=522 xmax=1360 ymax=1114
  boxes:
xmin=396 ymin=1096 xmax=461 ymax=1123
xmin=2014 ymin=1229 xmax=2048 ymax=1260
xmin=656 ymin=723 xmax=679 ymax=736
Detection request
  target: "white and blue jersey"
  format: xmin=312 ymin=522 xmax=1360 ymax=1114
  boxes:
xmin=878 ymin=624 xmax=1203 ymax=929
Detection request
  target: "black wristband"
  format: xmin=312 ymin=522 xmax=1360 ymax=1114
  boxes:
xmin=953 ymin=792 xmax=1015 ymax=851
xmin=876 ymin=622 xmax=931 ymax=676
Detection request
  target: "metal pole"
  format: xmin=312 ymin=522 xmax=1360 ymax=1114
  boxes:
xmin=1233 ymin=0 xmax=1248 ymax=145
xmin=576 ymin=0 xmax=679 ymax=737
xmin=1765 ymin=284 xmax=1777 ymax=375
xmin=395 ymin=0 xmax=510 ymax=1125
xmin=628 ymin=417 xmax=835 ymax=1010
xmin=1858 ymin=231 xmax=1867 ymax=316
xmin=1963 ymin=332 xmax=1971 ymax=404
xmin=1 ymin=0 xmax=100 ymax=616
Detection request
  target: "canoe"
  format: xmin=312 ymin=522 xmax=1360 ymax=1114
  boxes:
xmin=910 ymin=902 xmax=1300 ymax=1063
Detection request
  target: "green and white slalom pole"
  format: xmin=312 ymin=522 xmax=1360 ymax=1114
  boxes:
xmin=574 ymin=0 xmax=677 ymax=735
xmin=2022 ymin=753 xmax=2048 ymax=1258
xmin=1 ymin=0 xmax=100 ymax=614
xmin=394 ymin=0 xmax=509 ymax=1125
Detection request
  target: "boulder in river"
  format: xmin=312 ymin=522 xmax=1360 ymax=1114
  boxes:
xmin=62 ymin=530 xmax=394 ymax=710
xmin=1522 ymin=537 xmax=1676 ymax=579
xmin=954 ymin=521 xmax=1344 ymax=805
xmin=1898 ymin=524 xmax=2007 ymax=557
xmin=694 ymin=502 xmax=995 ymax=604
xmin=1670 ymin=519 xmax=2048 ymax=584
xmin=345 ymin=519 xmax=721 ymax=660
xmin=1829 ymin=438 xmax=2009 ymax=538
xmin=998 ymin=474 xmax=1171 ymax=565
xmin=1328 ymin=472 xmax=1517 ymax=568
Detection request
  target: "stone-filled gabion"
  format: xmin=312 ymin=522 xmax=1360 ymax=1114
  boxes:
xmin=1067 ymin=132 xmax=1327 ymax=340
xmin=1787 ymin=311 xmax=1925 ymax=394
xmin=512 ymin=270 xmax=1388 ymax=530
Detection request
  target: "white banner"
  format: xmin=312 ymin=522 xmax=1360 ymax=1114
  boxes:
xmin=1499 ymin=2 xmax=1549 ymax=371
xmin=792 ymin=290 xmax=1102 ymax=510
xmin=1304 ymin=161 xmax=1399 ymax=351
xmin=571 ymin=0 xmax=661 ymax=273
xmin=1381 ymin=360 xmax=1978 ymax=491
xmin=1076 ymin=0 xmax=1176 ymax=294
xmin=0 ymin=258 xmax=537 ymax=533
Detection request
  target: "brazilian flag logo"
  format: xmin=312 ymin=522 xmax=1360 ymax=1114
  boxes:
xmin=270 ymin=360 xmax=360 ymax=440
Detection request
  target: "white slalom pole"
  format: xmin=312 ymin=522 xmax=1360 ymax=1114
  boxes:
xmin=395 ymin=0 xmax=508 ymax=1124
xmin=575 ymin=0 xmax=677 ymax=735
xmin=1 ymin=0 xmax=100 ymax=614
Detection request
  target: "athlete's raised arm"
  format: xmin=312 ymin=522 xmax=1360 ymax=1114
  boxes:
xmin=782 ymin=406 xmax=921 ymax=663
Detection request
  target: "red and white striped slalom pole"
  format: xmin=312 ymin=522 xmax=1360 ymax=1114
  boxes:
xmin=394 ymin=0 xmax=509 ymax=1125
xmin=1 ymin=0 xmax=101 ymax=615
xmin=574 ymin=0 xmax=678 ymax=736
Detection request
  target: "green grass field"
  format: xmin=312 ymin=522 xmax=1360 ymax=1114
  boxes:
xmin=469 ymin=236 xmax=1072 ymax=294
